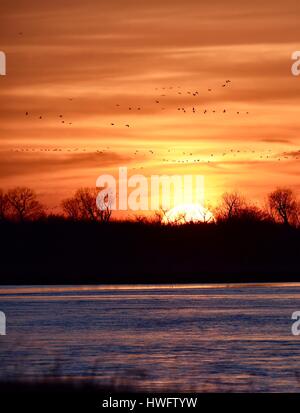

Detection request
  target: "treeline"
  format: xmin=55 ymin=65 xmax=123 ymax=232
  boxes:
xmin=0 ymin=186 xmax=299 ymax=227
xmin=0 ymin=186 xmax=299 ymax=285
xmin=214 ymin=189 xmax=300 ymax=227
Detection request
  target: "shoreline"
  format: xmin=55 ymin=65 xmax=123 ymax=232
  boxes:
xmin=1 ymin=276 xmax=300 ymax=287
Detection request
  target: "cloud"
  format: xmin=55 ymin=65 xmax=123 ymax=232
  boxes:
xmin=260 ymin=139 xmax=293 ymax=144
xmin=280 ymin=150 xmax=300 ymax=158
xmin=1 ymin=0 xmax=300 ymax=202
xmin=0 ymin=150 xmax=135 ymax=178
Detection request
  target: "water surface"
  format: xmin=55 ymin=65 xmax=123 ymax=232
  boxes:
xmin=1 ymin=283 xmax=300 ymax=392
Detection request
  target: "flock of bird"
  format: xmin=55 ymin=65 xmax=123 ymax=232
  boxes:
xmin=25 ymin=110 xmax=73 ymax=126
xmin=109 ymin=80 xmax=250 ymax=127
xmin=17 ymin=77 xmax=299 ymax=166
xmin=10 ymin=145 xmax=298 ymax=166
xmin=14 ymin=31 xmax=297 ymax=169
xmin=22 ymin=79 xmax=250 ymax=129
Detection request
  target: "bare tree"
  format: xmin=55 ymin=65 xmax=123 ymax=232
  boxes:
xmin=6 ymin=187 xmax=45 ymax=222
xmin=0 ymin=190 xmax=9 ymax=222
xmin=200 ymin=207 xmax=214 ymax=224
xmin=295 ymin=202 xmax=300 ymax=228
xmin=62 ymin=188 xmax=112 ymax=223
xmin=268 ymin=188 xmax=298 ymax=226
xmin=95 ymin=190 xmax=112 ymax=223
xmin=215 ymin=192 xmax=245 ymax=222
xmin=199 ymin=202 xmax=214 ymax=224
xmin=61 ymin=197 xmax=81 ymax=221
xmin=155 ymin=206 xmax=183 ymax=225
xmin=76 ymin=188 xmax=99 ymax=221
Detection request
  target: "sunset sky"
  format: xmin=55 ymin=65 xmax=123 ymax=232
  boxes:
xmin=1 ymin=0 xmax=300 ymax=214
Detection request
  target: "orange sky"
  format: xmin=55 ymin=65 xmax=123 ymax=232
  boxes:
xmin=0 ymin=0 xmax=300 ymax=214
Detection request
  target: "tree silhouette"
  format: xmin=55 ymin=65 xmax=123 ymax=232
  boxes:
xmin=215 ymin=192 xmax=246 ymax=222
xmin=268 ymin=188 xmax=298 ymax=226
xmin=6 ymin=187 xmax=45 ymax=222
xmin=0 ymin=190 xmax=9 ymax=222
xmin=62 ymin=188 xmax=112 ymax=223
xmin=237 ymin=205 xmax=269 ymax=223
xmin=61 ymin=197 xmax=81 ymax=221
xmin=0 ymin=185 xmax=299 ymax=229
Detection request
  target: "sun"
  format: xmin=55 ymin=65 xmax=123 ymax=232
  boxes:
xmin=162 ymin=203 xmax=214 ymax=225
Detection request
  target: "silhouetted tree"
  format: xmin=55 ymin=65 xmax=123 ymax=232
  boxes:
xmin=61 ymin=197 xmax=81 ymax=221
xmin=236 ymin=205 xmax=269 ymax=223
xmin=215 ymin=192 xmax=246 ymax=222
xmin=77 ymin=188 xmax=99 ymax=221
xmin=62 ymin=188 xmax=112 ymax=223
xmin=295 ymin=204 xmax=300 ymax=228
xmin=6 ymin=187 xmax=45 ymax=222
xmin=94 ymin=189 xmax=112 ymax=223
xmin=0 ymin=190 xmax=9 ymax=222
xmin=200 ymin=203 xmax=215 ymax=224
xmin=268 ymin=188 xmax=298 ymax=226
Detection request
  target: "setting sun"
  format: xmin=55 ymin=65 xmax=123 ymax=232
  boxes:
xmin=162 ymin=203 xmax=214 ymax=224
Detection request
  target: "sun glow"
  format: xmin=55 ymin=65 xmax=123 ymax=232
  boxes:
xmin=162 ymin=203 xmax=214 ymax=225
